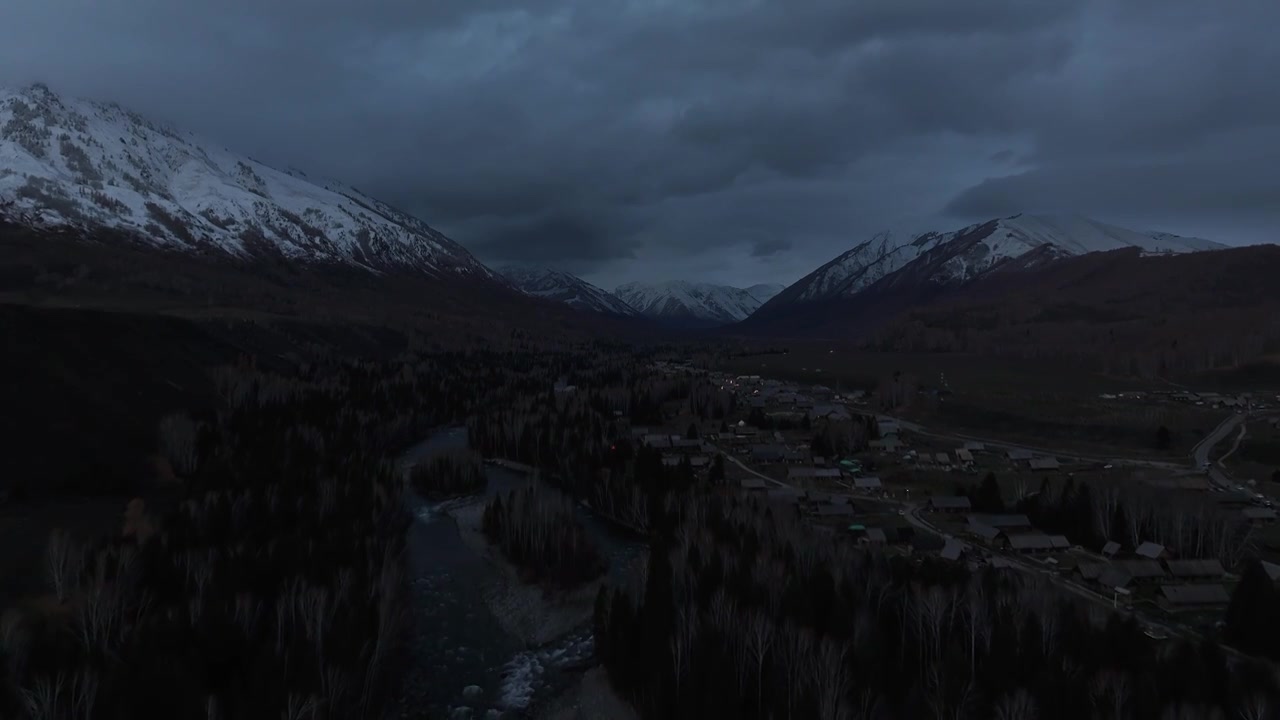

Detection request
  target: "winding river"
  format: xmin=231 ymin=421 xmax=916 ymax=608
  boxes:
xmin=394 ymin=427 xmax=645 ymax=719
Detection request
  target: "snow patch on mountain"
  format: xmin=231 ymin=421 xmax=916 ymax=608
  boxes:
xmin=501 ymin=267 xmax=638 ymax=315
xmin=744 ymin=283 xmax=785 ymax=304
xmin=613 ymin=280 xmax=774 ymax=325
xmin=0 ymin=83 xmax=500 ymax=281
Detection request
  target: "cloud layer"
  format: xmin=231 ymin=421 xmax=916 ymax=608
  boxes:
xmin=3 ymin=0 xmax=1276 ymax=287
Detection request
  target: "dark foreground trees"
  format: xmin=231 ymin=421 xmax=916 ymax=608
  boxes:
xmin=482 ymin=487 xmax=606 ymax=587
xmin=594 ymin=492 xmax=1280 ymax=720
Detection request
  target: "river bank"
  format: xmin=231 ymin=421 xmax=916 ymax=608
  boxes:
xmin=448 ymin=499 xmax=604 ymax=647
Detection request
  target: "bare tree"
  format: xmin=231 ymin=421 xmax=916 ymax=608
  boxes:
xmin=778 ymin=622 xmax=815 ymax=720
xmin=158 ymin=412 xmax=200 ymax=476
xmin=1091 ymin=670 xmax=1132 ymax=720
xmin=813 ymin=638 xmax=850 ymax=720
xmin=669 ymin=607 xmax=699 ymax=698
xmin=744 ymin=609 xmax=776 ymax=714
xmin=993 ymin=688 xmax=1038 ymax=720
xmin=46 ymin=529 xmax=79 ymax=603
xmin=1236 ymin=693 xmax=1272 ymax=720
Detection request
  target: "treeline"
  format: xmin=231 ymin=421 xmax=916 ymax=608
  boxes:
xmin=1 ymin=342 xmax=641 ymax=719
xmin=409 ymin=451 xmax=485 ymax=500
xmin=593 ymin=493 xmax=1280 ymax=720
xmin=482 ymin=487 xmax=606 ymax=587
xmin=1018 ymin=476 xmax=1253 ymax=566
xmin=1 ymin=361 xmax=417 ymax=719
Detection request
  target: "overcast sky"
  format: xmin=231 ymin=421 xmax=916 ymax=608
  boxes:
xmin=3 ymin=0 xmax=1277 ymax=289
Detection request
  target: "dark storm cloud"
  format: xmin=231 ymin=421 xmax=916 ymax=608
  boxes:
xmin=2 ymin=0 xmax=1276 ymax=284
xmin=750 ymin=237 xmax=792 ymax=258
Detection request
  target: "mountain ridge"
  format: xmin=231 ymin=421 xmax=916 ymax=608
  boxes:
xmin=0 ymin=83 xmax=506 ymax=285
xmin=501 ymin=266 xmax=639 ymax=315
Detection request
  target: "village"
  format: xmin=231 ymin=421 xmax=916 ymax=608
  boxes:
xmin=623 ymin=359 xmax=1280 ymax=645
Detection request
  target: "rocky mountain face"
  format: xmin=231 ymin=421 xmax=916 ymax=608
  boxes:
xmin=0 ymin=83 xmax=504 ymax=283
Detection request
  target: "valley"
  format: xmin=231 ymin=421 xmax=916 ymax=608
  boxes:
xmin=3 ymin=82 xmax=1280 ymax=720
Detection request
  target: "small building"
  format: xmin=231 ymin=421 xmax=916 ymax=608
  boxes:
xmin=1135 ymin=542 xmax=1169 ymax=561
xmin=1261 ymin=561 xmax=1280 ymax=585
xmin=811 ymin=503 xmax=855 ymax=518
xmin=1242 ymin=507 xmax=1278 ymax=524
xmin=1101 ymin=541 xmax=1121 ymax=558
xmin=940 ymin=539 xmax=967 ymax=561
xmin=1114 ymin=560 xmax=1168 ymax=583
xmin=879 ymin=421 xmax=902 ymax=437
xmin=963 ymin=441 xmax=986 ymax=452
xmin=968 ymin=522 xmax=1005 ymax=547
xmin=752 ymin=445 xmax=786 ymax=464
xmin=955 ymin=449 xmax=975 ymax=464
xmin=766 ymin=488 xmax=804 ymax=505
xmin=644 ymin=434 xmax=674 ymax=449
xmin=934 ymin=452 xmax=950 ymax=465
xmin=1097 ymin=567 xmax=1134 ymax=591
xmin=853 ymin=476 xmax=883 ymax=491
xmin=1163 ymin=559 xmax=1226 ymax=581
xmin=787 ymin=467 xmax=842 ymax=483
xmin=1006 ymin=533 xmax=1071 ymax=554
xmin=740 ymin=478 xmax=768 ymax=490
xmin=968 ymin=513 xmax=1033 ymax=531
xmin=1007 ymin=449 xmax=1034 ymax=462
xmin=1158 ymin=584 xmax=1231 ymax=610
xmin=860 ymin=527 xmax=888 ymax=547
xmin=929 ymin=496 xmax=972 ymax=513
xmin=1029 ymin=457 xmax=1061 ymax=472
xmin=812 ymin=456 xmax=827 ymax=466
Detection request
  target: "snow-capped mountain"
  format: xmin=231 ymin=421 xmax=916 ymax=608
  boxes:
xmin=756 ymin=213 xmax=1225 ymax=315
xmin=613 ymin=280 xmax=778 ymax=326
xmin=0 ymin=84 xmax=502 ymax=281
xmin=502 ymin=266 xmax=639 ymax=315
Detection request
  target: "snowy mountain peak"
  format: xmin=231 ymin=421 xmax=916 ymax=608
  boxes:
xmin=613 ymin=280 xmax=781 ymax=326
xmin=758 ymin=213 xmax=1226 ymax=315
xmin=501 ymin=266 xmax=639 ymax=315
xmin=0 ymin=84 xmax=501 ymax=281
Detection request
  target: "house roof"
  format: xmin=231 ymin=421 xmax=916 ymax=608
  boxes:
xmin=955 ymin=449 xmax=974 ymax=462
xmin=1007 ymin=533 xmax=1070 ymax=551
xmin=969 ymin=523 xmax=1002 ymax=541
xmin=968 ymin=513 xmax=1032 ymax=528
xmin=1135 ymin=542 xmax=1166 ymax=559
xmin=1262 ymin=561 xmax=1280 ymax=582
xmin=1165 ymin=559 xmax=1225 ymax=578
xmin=1115 ymin=560 xmax=1167 ymax=578
xmin=864 ymin=528 xmax=888 ymax=543
xmin=963 ymin=441 xmax=986 ymax=451
xmin=1076 ymin=563 xmax=1106 ymax=580
xmin=1097 ymin=567 xmax=1134 ymax=589
xmin=1007 ymin=449 xmax=1034 ymax=460
xmin=854 ymin=477 xmax=882 ymax=489
xmin=1101 ymin=541 xmax=1121 ymax=556
xmin=1029 ymin=457 xmax=1061 ymax=470
xmin=940 ymin=540 xmax=966 ymax=560
xmin=1160 ymin=584 xmax=1230 ymax=605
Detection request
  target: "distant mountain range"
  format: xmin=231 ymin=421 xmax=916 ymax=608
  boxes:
xmin=614 ymin=280 xmax=784 ymax=327
xmin=740 ymin=214 xmax=1227 ymax=335
xmin=5 ymin=83 xmax=1271 ymax=364
xmin=500 ymin=266 xmax=639 ymax=316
